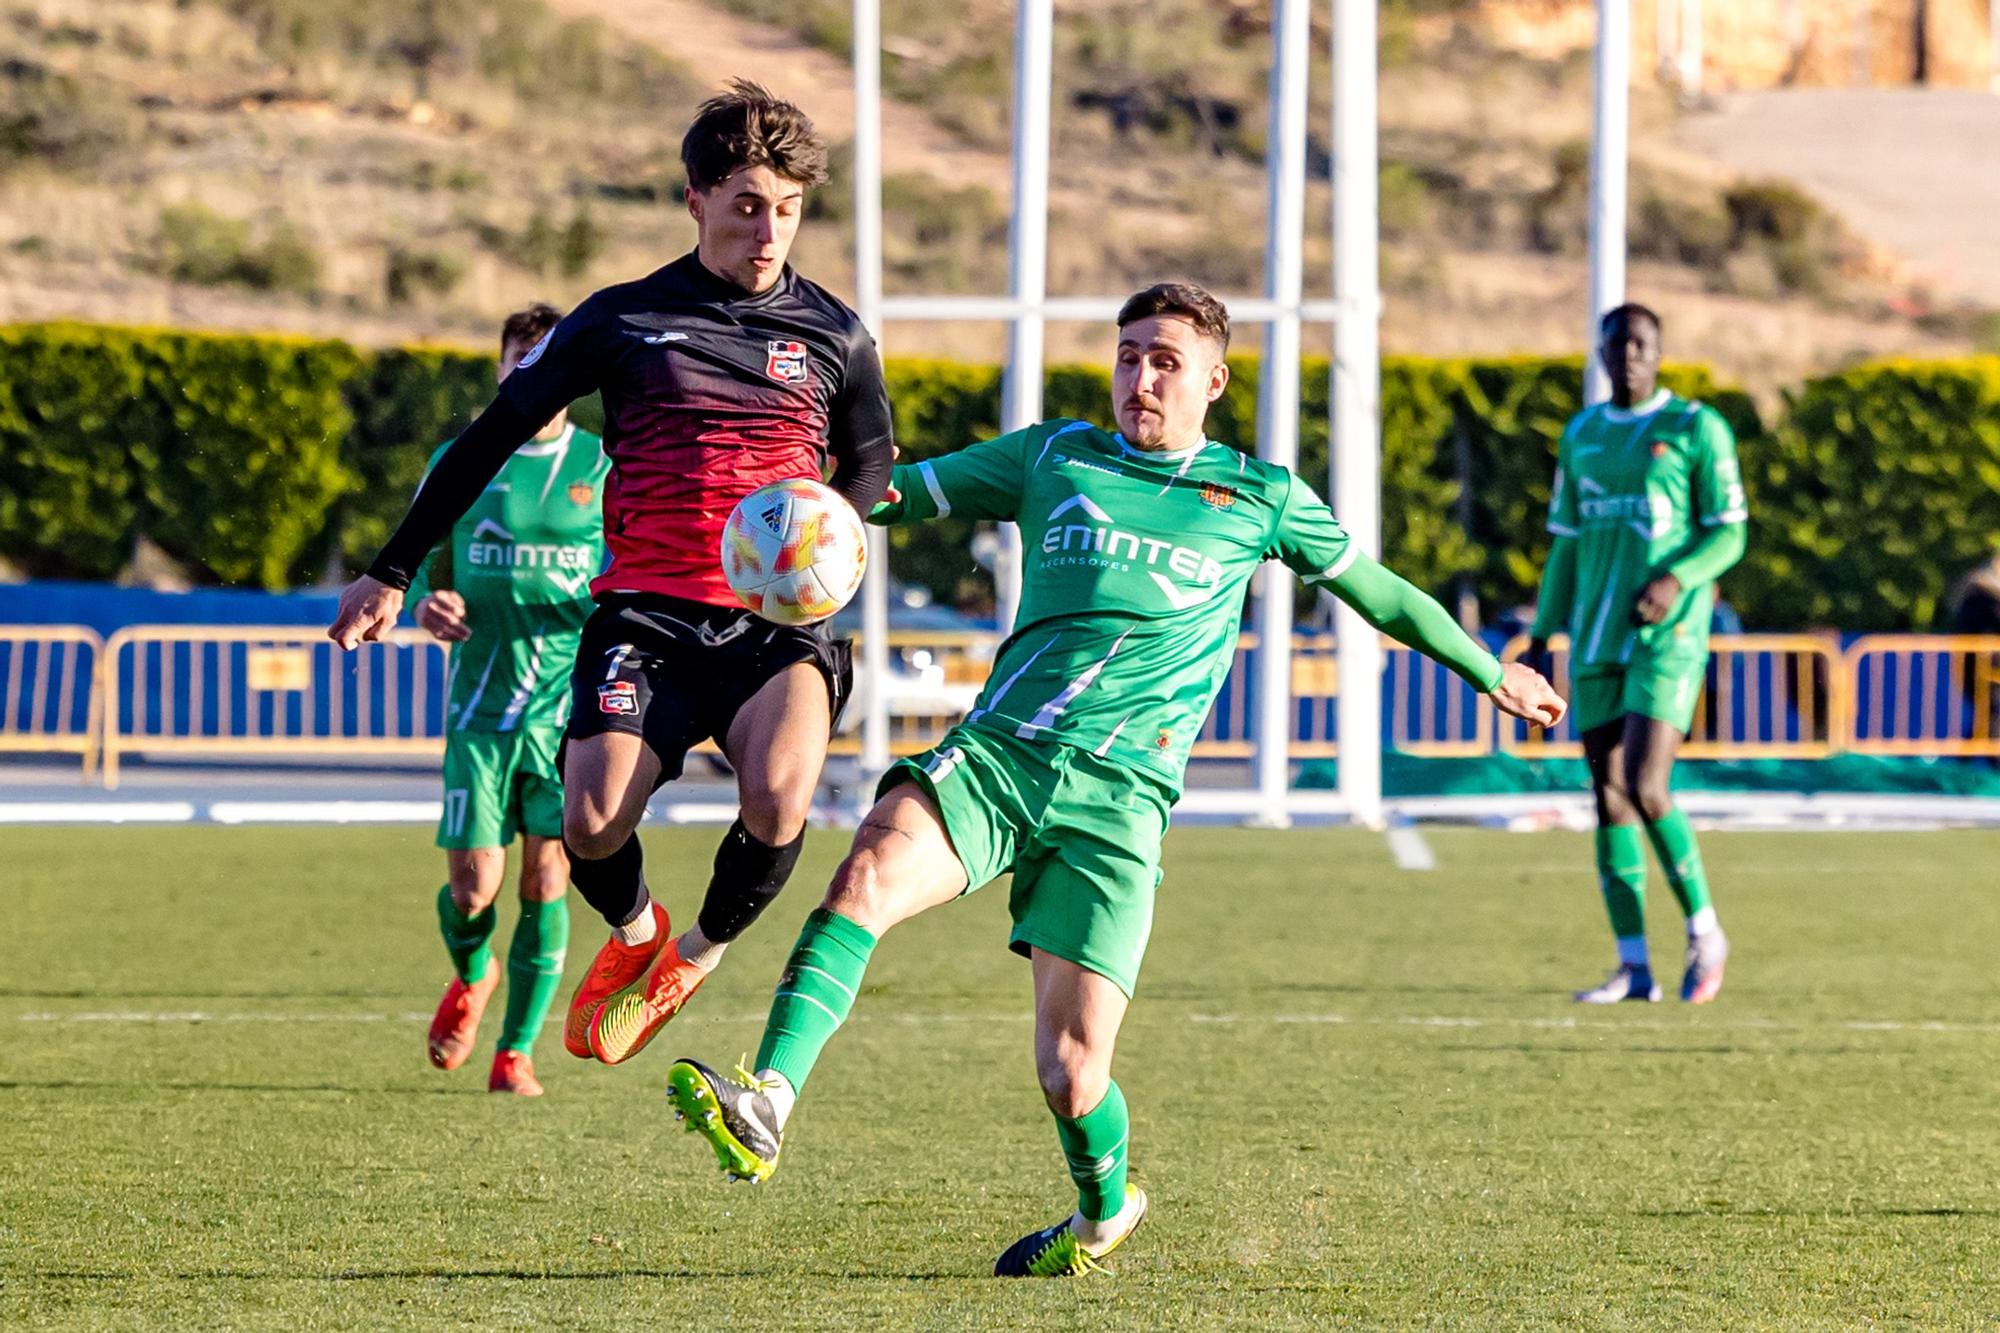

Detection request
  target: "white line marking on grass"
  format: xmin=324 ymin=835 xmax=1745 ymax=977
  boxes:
xmin=207 ymin=802 xmax=440 ymax=824
xmin=13 ymin=1010 xmax=2000 ymax=1035
xmin=1185 ymin=1013 xmax=2000 ymax=1035
xmin=0 ymin=802 xmax=196 ymax=823
xmin=14 ymin=1008 xmax=430 ymax=1016
xmin=1385 ymin=825 xmax=1436 ymax=871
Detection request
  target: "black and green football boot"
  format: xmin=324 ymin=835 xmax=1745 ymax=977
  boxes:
xmin=992 ymin=1187 xmax=1149 ymax=1277
xmin=666 ymin=1058 xmax=783 ymax=1184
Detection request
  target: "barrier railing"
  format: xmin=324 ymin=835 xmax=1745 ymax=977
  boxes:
xmin=0 ymin=625 xmax=104 ymax=777
xmin=101 ymin=626 xmax=449 ymax=789
xmin=828 ymin=629 xmax=995 ymax=757
xmin=10 ymin=620 xmax=1991 ymax=786
xmin=1193 ymin=633 xmax=1496 ymax=759
xmin=1845 ymin=634 xmax=2000 ymax=757
xmin=1498 ymin=633 xmax=1843 ymax=759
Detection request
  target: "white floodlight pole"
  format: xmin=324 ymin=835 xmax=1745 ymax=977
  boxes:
xmin=1677 ymin=0 xmax=1703 ymax=97
xmin=1332 ymin=0 xmax=1384 ymax=829
xmin=995 ymin=0 xmax=1054 ymax=634
xmin=853 ymin=0 xmax=890 ymax=781
xmin=1586 ymin=0 xmax=1630 ymax=407
xmin=1250 ymin=0 xmax=1310 ymax=828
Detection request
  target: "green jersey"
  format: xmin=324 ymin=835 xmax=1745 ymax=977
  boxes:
xmin=1541 ymin=390 xmax=1748 ymax=674
xmin=876 ymin=419 xmax=1495 ymax=795
xmin=408 ymin=424 xmax=609 ymax=733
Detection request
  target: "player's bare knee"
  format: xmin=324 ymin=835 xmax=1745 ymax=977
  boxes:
xmin=1035 ymin=1043 xmax=1106 ymax=1119
xmin=822 ymin=848 xmax=885 ymax=925
xmin=1632 ymin=781 xmax=1675 ymax=825
xmin=562 ymin=807 xmax=627 ymax=861
xmin=447 ymin=849 xmax=505 ymax=913
xmin=739 ymin=783 xmax=810 ymax=847
xmin=1594 ymin=773 xmax=1637 ymax=824
xmin=518 ymin=863 xmax=568 ymax=904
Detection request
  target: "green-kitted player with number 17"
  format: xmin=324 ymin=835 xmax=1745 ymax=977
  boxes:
xmin=412 ymin=304 xmax=610 ymax=1095
xmin=663 ymin=282 xmax=1565 ymax=1277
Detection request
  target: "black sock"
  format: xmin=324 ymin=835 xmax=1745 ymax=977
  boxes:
xmin=566 ymin=832 xmax=648 ymax=929
xmin=695 ymin=819 xmax=804 ymax=943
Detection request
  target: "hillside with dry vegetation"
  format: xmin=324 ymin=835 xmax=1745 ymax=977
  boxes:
xmin=1 ymin=0 xmax=1989 ymax=392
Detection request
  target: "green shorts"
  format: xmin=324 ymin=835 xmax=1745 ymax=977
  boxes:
xmin=880 ymin=722 xmax=1172 ymax=998
xmin=437 ymin=727 xmax=565 ymax=850
xmin=1572 ymin=655 xmax=1707 ymax=735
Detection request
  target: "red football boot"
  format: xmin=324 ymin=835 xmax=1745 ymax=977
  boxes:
xmin=562 ymin=899 xmax=672 ymax=1059
xmin=428 ymin=961 xmax=499 ymax=1071
xmin=489 ymin=1049 xmax=545 ymax=1096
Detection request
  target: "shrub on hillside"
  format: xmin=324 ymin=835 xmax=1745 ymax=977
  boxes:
xmin=384 ymin=246 xmax=462 ymax=305
xmin=152 ymin=203 xmax=324 ymax=297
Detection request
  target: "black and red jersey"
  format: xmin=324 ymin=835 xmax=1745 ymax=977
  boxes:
xmin=368 ymin=251 xmax=893 ymax=606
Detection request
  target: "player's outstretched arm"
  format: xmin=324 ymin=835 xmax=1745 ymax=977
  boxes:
xmin=1318 ymin=553 xmax=1564 ymax=729
xmin=867 ymin=425 xmax=1045 ymax=528
xmin=328 ymin=398 xmax=543 ymax=649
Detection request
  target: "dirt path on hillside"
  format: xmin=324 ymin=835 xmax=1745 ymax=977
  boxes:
xmin=541 ymin=0 xmax=1011 ymax=192
xmin=1677 ymin=88 xmax=2000 ymax=306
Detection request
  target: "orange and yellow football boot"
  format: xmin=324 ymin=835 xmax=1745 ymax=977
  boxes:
xmin=562 ymin=900 xmax=671 ymax=1059
xmin=488 ymin=1049 xmax=544 ymax=1096
xmin=587 ymin=938 xmax=712 ymax=1065
xmin=428 ymin=960 xmax=499 ymax=1071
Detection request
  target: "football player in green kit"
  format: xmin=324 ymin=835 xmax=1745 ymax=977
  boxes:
xmin=661 ymin=283 xmax=1566 ymax=1275
xmin=415 ymin=304 xmax=609 ymax=1095
xmin=1528 ymin=304 xmax=1747 ymax=1007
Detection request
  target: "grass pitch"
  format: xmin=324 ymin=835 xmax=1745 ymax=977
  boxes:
xmin=3 ymin=824 xmax=1997 ymax=1329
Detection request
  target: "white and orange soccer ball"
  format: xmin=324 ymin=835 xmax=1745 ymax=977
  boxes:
xmin=720 ymin=478 xmax=868 ymax=626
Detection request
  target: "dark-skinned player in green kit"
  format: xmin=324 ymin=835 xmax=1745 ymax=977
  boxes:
xmin=661 ymin=283 xmax=1566 ymax=1277
xmin=1528 ymin=304 xmax=1748 ymax=1006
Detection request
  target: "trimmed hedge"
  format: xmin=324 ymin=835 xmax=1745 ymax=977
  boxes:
xmin=0 ymin=321 xmax=1992 ymax=630
xmin=1736 ymin=360 xmax=2000 ymax=631
xmin=0 ymin=323 xmax=357 ymax=587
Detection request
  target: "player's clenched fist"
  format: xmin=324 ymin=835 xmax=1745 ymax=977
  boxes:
xmin=1487 ymin=660 xmax=1566 ymax=729
xmin=328 ymin=574 xmax=405 ymax=650
xmin=414 ymin=590 xmax=471 ymax=643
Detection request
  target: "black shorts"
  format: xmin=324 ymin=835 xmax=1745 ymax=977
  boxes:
xmin=565 ymin=593 xmax=853 ymax=787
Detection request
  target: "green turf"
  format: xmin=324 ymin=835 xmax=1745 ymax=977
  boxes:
xmin=3 ymin=825 xmax=1997 ymax=1329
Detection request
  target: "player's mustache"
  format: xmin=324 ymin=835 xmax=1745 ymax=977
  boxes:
xmin=1124 ymin=395 xmax=1162 ymax=414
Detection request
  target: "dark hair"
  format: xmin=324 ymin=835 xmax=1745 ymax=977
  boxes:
xmin=500 ymin=303 xmax=563 ymax=356
xmin=681 ymin=79 xmax=828 ymax=192
xmin=1599 ymin=302 xmax=1662 ymax=338
xmin=1116 ymin=282 xmax=1231 ymax=352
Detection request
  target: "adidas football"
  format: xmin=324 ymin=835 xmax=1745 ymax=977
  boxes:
xmin=720 ymin=478 xmax=868 ymax=626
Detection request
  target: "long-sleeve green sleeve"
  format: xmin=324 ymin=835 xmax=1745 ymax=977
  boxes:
xmin=1660 ymin=406 xmax=1748 ymax=588
xmin=1531 ymin=534 xmax=1576 ymax=640
xmin=1663 ymin=520 xmax=1746 ymax=589
xmin=870 ymin=424 xmax=1050 ymax=527
xmin=1314 ymin=552 xmax=1505 ymax=693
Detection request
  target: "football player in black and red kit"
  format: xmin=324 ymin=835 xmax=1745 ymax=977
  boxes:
xmin=330 ymin=81 xmax=894 ymax=1067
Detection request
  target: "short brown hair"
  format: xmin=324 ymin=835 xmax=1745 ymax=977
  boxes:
xmin=681 ymin=79 xmax=828 ymax=192
xmin=500 ymin=303 xmax=562 ymax=356
xmin=1116 ymin=282 xmax=1231 ymax=352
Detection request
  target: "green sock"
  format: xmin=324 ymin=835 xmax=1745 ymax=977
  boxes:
xmin=1594 ymin=824 xmax=1649 ymax=949
xmin=1642 ymin=806 xmax=1715 ymax=921
xmin=436 ymin=884 xmax=497 ymax=984
xmin=754 ymin=908 xmax=878 ymax=1094
xmin=1054 ymin=1081 xmax=1130 ymax=1224
xmin=499 ymin=898 xmax=570 ymax=1057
